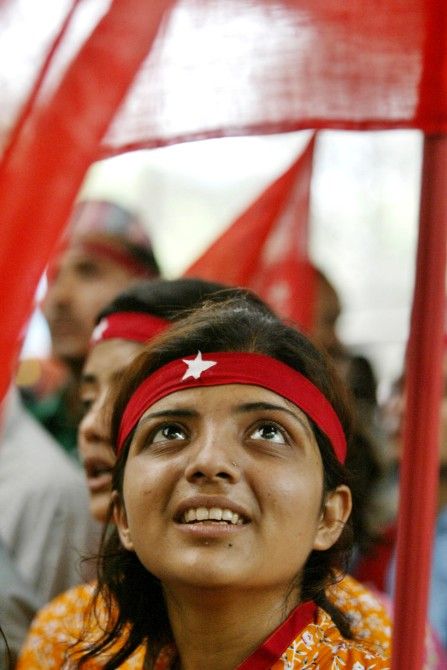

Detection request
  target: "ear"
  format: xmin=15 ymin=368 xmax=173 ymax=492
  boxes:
xmin=112 ymin=490 xmax=134 ymax=551
xmin=313 ymin=485 xmax=352 ymax=551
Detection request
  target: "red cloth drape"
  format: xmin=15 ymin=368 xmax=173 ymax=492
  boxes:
xmin=392 ymin=136 xmax=447 ymax=670
xmin=2 ymin=0 xmax=447 ymax=159
xmin=0 ymin=5 xmax=446 ymax=670
xmin=184 ymin=135 xmax=316 ymax=330
xmin=0 ymin=0 xmax=175 ymax=399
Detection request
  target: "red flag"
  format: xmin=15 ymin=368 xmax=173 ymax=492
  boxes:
xmin=2 ymin=1 xmax=446 ymax=156
xmin=184 ymin=135 xmax=316 ymax=331
xmin=0 ymin=0 xmax=175 ymax=401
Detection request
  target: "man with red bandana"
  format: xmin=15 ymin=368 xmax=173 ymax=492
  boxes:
xmin=22 ymin=199 xmax=160 ymax=459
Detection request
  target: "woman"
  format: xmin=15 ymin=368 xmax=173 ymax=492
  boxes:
xmin=74 ymin=296 xmax=390 ymax=669
xmin=17 ymin=278 xmax=243 ymax=668
xmin=78 ymin=278 xmax=232 ymax=524
xmin=19 ymin=286 xmax=391 ymax=669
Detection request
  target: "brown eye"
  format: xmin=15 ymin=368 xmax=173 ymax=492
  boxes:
xmin=81 ymin=398 xmax=93 ymax=413
xmin=249 ymin=423 xmax=287 ymax=444
xmin=152 ymin=424 xmax=187 ymax=443
xmin=79 ymin=392 xmax=96 ymax=415
xmin=74 ymin=260 xmax=102 ymax=279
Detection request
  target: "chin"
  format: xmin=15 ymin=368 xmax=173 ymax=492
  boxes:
xmin=156 ymin=558 xmax=250 ymax=590
xmin=90 ymin=497 xmax=110 ymax=525
xmin=169 ymin=573 xmax=243 ymax=591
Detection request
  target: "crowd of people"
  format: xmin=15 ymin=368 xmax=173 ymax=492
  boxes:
xmin=1 ymin=198 xmax=446 ymax=669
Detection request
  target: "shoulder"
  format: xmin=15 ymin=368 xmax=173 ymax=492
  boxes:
xmin=22 ymin=582 xmax=96 ymax=641
xmin=17 ymin=583 xmax=97 ymax=669
xmin=273 ymin=608 xmax=390 ymax=669
xmin=327 ymin=573 xmax=392 ymax=656
xmin=0 ymin=392 xmax=85 ymax=491
xmin=18 ymin=583 xmax=145 ymax=670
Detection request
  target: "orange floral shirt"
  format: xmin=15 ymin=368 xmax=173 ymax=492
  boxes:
xmin=18 ymin=576 xmax=390 ymax=669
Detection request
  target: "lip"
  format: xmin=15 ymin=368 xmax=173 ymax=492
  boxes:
xmin=174 ymin=495 xmax=251 ymax=525
xmin=176 ymin=521 xmax=246 ymax=538
xmin=82 ymin=454 xmax=114 ymax=493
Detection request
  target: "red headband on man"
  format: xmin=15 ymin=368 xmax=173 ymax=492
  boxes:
xmin=117 ymin=351 xmax=347 ymax=462
xmin=90 ymin=312 xmax=169 ymax=346
xmin=79 ymin=240 xmax=154 ymax=277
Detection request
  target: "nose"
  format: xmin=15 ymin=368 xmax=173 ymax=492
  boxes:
xmin=78 ymin=394 xmax=110 ymax=450
xmin=184 ymin=427 xmax=241 ymax=485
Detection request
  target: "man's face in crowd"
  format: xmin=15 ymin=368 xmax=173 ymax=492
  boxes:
xmin=42 ymin=238 xmax=140 ymax=367
xmin=312 ymin=278 xmax=344 ymax=359
xmin=386 ymin=358 xmax=447 ymax=468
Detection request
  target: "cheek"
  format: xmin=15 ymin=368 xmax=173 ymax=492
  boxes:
xmin=254 ymin=469 xmax=324 ymax=581
xmin=284 ymin=476 xmax=322 ymax=520
xmin=90 ymin=491 xmax=112 ymax=524
xmin=122 ymin=461 xmax=167 ymax=530
xmin=84 ymin=292 xmax=110 ymax=320
xmin=41 ymin=291 xmax=56 ymax=317
xmin=258 ymin=463 xmax=323 ymax=531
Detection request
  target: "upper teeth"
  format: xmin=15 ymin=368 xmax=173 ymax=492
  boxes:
xmin=183 ymin=507 xmax=244 ymax=525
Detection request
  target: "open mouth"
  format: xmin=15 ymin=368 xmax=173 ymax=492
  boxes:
xmin=83 ymin=456 xmax=114 ymax=492
xmin=180 ymin=507 xmax=247 ymax=526
xmin=85 ymin=460 xmax=113 ymax=479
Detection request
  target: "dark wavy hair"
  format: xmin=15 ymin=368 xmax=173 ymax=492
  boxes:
xmin=76 ymin=296 xmax=354 ymax=669
xmin=96 ymin=276 xmax=274 ymax=324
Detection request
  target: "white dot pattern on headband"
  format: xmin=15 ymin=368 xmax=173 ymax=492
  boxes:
xmin=91 ymin=318 xmax=109 ymax=343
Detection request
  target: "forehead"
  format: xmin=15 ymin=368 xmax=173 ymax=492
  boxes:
xmin=139 ymin=383 xmax=312 ymax=424
xmin=84 ymin=339 xmax=143 ymax=379
xmin=53 ymin=243 xmax=110 ymax=270
xmin=48 ymin=233 xmax=135 ymax=277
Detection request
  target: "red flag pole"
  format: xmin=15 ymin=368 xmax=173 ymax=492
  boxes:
xmin=391 ymin=134 xmax=447 ymax=670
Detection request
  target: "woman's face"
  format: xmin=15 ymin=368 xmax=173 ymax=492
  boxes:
xmin=115 ymin=383 xmax=351 ymax=596
xmin=78 ymin=338 xmax=144 ymax=522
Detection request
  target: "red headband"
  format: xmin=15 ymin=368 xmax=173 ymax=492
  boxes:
xmin=80 ymin=240 xmax=154 ymax=277
xmin=90 ymin=312 xmax=169 ymax=346
xmin=117 ymin=351 xmax=347 ymax=462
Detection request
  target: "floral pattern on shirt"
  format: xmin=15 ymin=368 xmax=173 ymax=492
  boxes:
xmin=18 ymin=574 xmax=393 ymax=669
xmin=17 ymin=582 xmax=143 ymax=669
xmin=269 ymin=608 xmax=390 ymax=669
xmin=326 ymin=575 xmax=392 ymax=657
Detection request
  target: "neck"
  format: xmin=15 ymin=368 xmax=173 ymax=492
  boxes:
xmin=65 ymin=356 xmax=85 ymax=381
xmin=164 ymin=585 xmax=299 ymax=670
xmin=61 ymin=369 xmax=84 ymax=424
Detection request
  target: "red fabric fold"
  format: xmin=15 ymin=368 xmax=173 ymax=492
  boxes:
xmin=0 ymin=0 xmax=175 ymax=400
xmin=236 ymin=601 xmax=316 ymax=670
xmin=2 ymin=0 xmax=446 ymax=159
xmin=185 ymin=136 xmax=316 ymax=330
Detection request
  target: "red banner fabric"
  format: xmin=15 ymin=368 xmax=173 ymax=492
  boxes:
xmin=392 ymin=136 xmax=447 ymax=670
xmin=184 ymin=136 xmax=315 ymax=330
xmin=0 ymin=0 xmax=174 ymax=400
xmin=2 ymin=0 xmax=447 ymax=158
xmin=0 ymin=4 xmax=445 ymax=669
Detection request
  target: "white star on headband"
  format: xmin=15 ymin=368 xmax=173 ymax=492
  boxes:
xmin=91 ymin=318 xmax=108 ymax=343
xmin=182 ymin=351 xmax=217 ymax=380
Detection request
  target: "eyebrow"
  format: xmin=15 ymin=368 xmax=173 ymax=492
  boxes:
xmin=139 ymin=408 xmax=199 ymax=424
xmin=235 ymin=402 xmax=312 ymax=435
xmin=137 ymin=402 xmax=311 ymax=436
